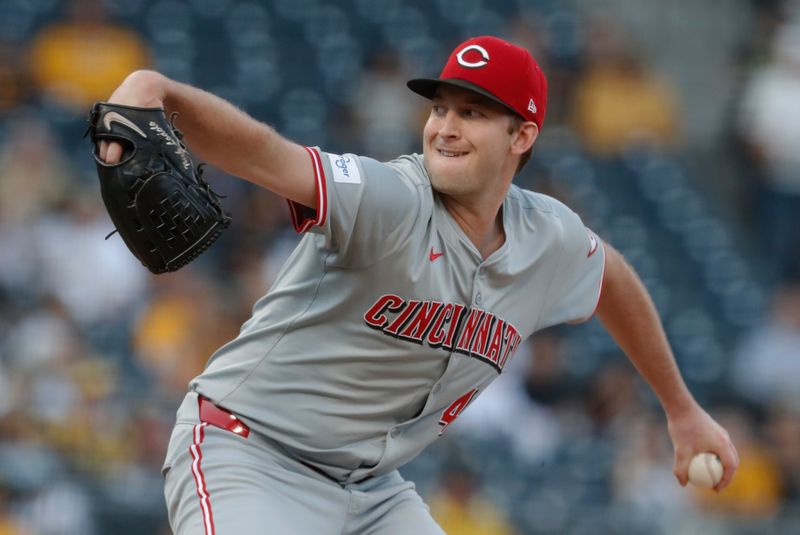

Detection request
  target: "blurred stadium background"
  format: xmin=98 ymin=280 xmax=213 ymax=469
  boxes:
xmin=1 ymin=0 xmax=799 ymax=533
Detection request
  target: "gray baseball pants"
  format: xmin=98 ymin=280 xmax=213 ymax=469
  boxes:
xmin=162 ymin=392 xmax=445 ymax=535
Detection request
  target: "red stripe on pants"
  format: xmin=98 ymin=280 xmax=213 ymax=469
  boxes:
xmin=190 ymin=423 xmax=216 ymax=535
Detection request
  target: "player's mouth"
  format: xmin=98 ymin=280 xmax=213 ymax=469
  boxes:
xmin=437 ymin=149 xmax=469 ymax=157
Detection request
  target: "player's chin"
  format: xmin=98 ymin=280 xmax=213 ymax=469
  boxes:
xmin=429 ymin=173 xmax=470 ymax=196
xmin=428 ymin=153 xmax=472 ymax=177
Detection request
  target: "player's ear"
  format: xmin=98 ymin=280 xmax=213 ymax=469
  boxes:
xmin=510 ymin=121 xmax=538 ymax=156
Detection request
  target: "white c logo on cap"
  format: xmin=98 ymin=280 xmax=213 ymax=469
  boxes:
xmin=456 ymin=44 xmax=490 ymax=68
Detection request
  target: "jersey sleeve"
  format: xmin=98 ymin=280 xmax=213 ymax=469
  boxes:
xmin=286 ymin=147 xmax=422 ymax=265
xmin=536 ymin=200 xmax=606 ymax=330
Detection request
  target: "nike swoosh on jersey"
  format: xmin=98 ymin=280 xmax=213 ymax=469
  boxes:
xmin=587 ymin=232 xmax=598 ymax=257
xmin=429 ymin=247 xmax=444 ymax=261
xmin=102 ymin=111 xmax=148 ymax=138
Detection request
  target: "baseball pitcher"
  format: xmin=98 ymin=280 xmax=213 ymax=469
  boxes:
xmin=95 ymin=36 xmax=739 ymax=534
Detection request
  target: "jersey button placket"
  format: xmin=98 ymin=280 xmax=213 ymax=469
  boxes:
xmin=390 ymin=427 xmax=401 ymax=439
xmin=474 ymin=266 xmax=485 ymax=305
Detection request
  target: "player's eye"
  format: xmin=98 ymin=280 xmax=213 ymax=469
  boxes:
xmin=462 ymin=108 xmax=482 ymax=119
xmin=431 ymin=104 xmax=445 ymax=116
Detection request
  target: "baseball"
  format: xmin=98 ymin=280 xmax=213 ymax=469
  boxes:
xmin=688 ymin=453 xmax=723 ymax=488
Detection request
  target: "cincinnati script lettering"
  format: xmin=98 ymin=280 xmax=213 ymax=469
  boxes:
xmin=363 ymin=294 xmax=522 ymax=373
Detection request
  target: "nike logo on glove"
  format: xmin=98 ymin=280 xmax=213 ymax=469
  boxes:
xmin=103 ymin=111 xmax=147 ymax=138
xmin=429 ymin=247 xmax=444 ymax=262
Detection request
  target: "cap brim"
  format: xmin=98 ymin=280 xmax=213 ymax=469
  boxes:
xmin=406 ymin=78 xmax=521 ymax=118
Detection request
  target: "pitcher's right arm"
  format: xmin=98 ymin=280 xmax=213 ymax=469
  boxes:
xmin=99 ymin=70 xmax=317 ymax=209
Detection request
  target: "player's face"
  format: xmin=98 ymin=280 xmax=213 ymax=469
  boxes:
xmin=423 ymin=86 xmax=518 ymax=197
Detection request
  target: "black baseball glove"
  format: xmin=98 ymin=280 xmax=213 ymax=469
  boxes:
xmin=86 ymin=102 xmax=231 ymax=274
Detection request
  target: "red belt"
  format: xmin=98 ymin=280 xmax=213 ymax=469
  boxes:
xmin=198 ymin=395 xmax=374 ymax=485
xmin=198 ymin=395 xmax=250 ymax=438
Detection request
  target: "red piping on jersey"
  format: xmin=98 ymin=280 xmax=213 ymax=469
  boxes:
xmin=589 ymin=241 xmax=607 ymax=317
xmin=572 ymin=240 xmax=607 ymax=324
xmin=309 ymin=147 xmax=328 ymax=228
xmin=189 ymin=422 xmax=216 ymax=535
xmin=287 ymin=147 xmax=328 ymax=232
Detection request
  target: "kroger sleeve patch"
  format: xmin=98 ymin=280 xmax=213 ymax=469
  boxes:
xmin=287 ymin=148 xmax=422 ymax=265
xmin=328 ymin=153 xmax=361 ymax=184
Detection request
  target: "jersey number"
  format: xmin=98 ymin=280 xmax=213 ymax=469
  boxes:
xmin=438 ymin=388 xmax=478 ymax=435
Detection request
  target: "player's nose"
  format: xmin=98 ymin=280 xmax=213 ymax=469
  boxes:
xmin=436 ymin=110 xmax=461 ymax=139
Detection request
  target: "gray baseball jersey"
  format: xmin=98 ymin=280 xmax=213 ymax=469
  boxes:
xmin=188 ymin=147 xmax=605 ymax=485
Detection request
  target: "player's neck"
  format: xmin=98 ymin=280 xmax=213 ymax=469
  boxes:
xmin=441 ymin=195 xmax=505 ymax=259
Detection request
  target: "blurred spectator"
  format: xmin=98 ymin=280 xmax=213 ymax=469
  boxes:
xmin=507 ymin=9 xmax=578 ymax=126
xmin=17 ymin=480 xmax=96 ymax=535
xmin=0 ymin=117 xmax=71 ymax=298
xmin=0 ymin=117 xmax=69 ymax=224
xmin=570 ymin=17 xmax=679 ymax=157
xmin=33 ymin=187 xmax=148 ymax=328
xmin=731 ymin=282 xmax=800 ymax=407
xmin=0 ymin=485 xmax=28 ymax=535
xmin=0 ymin=364 xmax=11 ymax=422
xmin=352 ymin=48 xmax=422 ymax=160
xmin=428 ymin=455 xmax=517 ymax=535
xmin=611 ymin=410 xmax=690 ymax=515
xmin=764 ymin=401 xmax=800 ymax=504
xmin=132 ymin=271 xmax=239 ymax=397
xmin=27 ymin=0 xmax=151 ymax=113
xmin=583 ymin=358 xmax=640 ymax=436
xmin=521 ymin=329 xmax=580 ymax=406
xmin=3 ymin=297 xmax=81 ymax=377
xmin=504 ymin=15 xmax=554 ymax=105
xmin=0 ymin=41 xmax=30 ymax=116
xmin=3 ymin=298 xmax=127 ymax=470
xmin=737 ymin=22 xmax=800 ymax=282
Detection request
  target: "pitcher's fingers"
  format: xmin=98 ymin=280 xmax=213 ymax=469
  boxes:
xmin=730 ymin=441 xmax=740 ymax=466
xmin=673 ymin=462 xmax=688 ymax=486
xmin=99 ymin=140 xmax=108 ymax=161
xmin=714 ymin=447 xmax=739 ymax=491
xmin=106 ymin=142 xmax=123 ymax=164
xmin=673 ymin=448 xmax=692 ymax=487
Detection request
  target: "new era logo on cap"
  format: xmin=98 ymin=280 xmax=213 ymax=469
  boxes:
xmin=407 ymin=35 xmax=548 ymax=128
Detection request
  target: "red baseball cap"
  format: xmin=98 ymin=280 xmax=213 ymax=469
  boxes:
xmin=407 ymin=35 xmax=548 ymax=128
